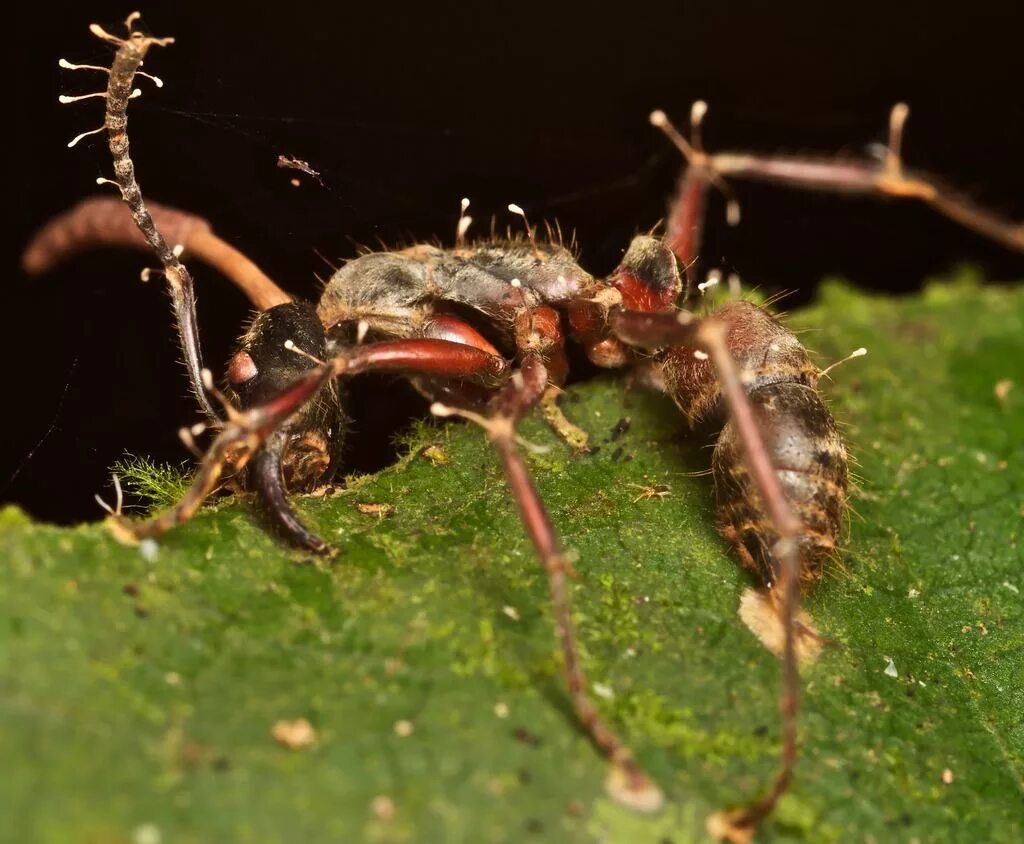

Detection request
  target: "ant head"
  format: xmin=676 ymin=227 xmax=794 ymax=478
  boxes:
xmin=609 ymin=236 xmax=683 ymax=310
xmin=227 ymin=302 xmax=329 ymax=408
xmin=227 ymin=302 xmax=345 ymax=491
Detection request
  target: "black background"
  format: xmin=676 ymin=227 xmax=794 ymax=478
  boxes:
xmin=7 ymin=1 xmax=1024 ymax=523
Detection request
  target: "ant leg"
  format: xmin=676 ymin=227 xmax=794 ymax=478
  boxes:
xmin=515 ymin=306 xmax=592 ymax=453
xmin=697 ymin=104 xmax=1024 ymax=253
xmin=22 ymin=197 xmax=291 ymax=311
xmin=112 ymin=338 xmax=510 ymax=548
xmin=650 ymin=103 xmax=738 ymax=283
xmin=433 ymin=354 xmax=664 ymax=813
xmin=610 ymin=305 xmax=808 ymax=839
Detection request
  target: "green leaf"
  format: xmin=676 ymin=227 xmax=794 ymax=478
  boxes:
xmin=2 ymin=277 xmax=1022 ymax=843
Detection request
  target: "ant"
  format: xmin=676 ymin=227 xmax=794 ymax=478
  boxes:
xmin=25 ymin=12 xmax=1024 ymax=842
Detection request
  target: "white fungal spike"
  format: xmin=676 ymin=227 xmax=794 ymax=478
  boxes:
xmin=698 ymin=270 xmax=721 ymax=293
xmin=356 ymin=321 xmax=370 ymax=345
xmin=726 ymin=199 xmax=741 ymax=226
xmin=129 ymin=88 xmax=142 ymax=99
xmin=690 ymin=100 xmax=708 ymax=151
xmin=201 ymin=368 xmax=215 ymax=391
xmin=820 ymin=347 xmax=868 ymax=378
xmin=509 ymin=278 xmax=522 ymax=288
xmin=507 ymin=203 xmax=543 ymax=259
xmin=59 ymin=58 xmax=110 ymax=72
xmin=690 ymin=100 xmax=708 ymax=127
xmin=455 ymin=198 xmax=473 ymax=246
xmin=507 ymin=203 xmax=525 ymax=217
xmin=137 ymin=70 xmax=164 ymax=88
xmin=284 ymin=339 xmax=326 ymax=365
xmin=648 ymin=109 xmax=668 ymax=128
xmin=190 ymin=422 xmax=207 ymax=437
xmin=94 ymin=474 xmax=124 ymax=517
xmin=89 ymin=23 xmax=123 ymax=45
xmin=59 ymin=91 xmax=107 ymax=104
xmin=172 ymin=243 xmax=185 ymax=258
xmin=67 ymin=125 xmax=105 ymax=148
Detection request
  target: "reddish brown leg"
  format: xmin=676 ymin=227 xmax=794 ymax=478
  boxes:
xmin=113 ymin=338 xmax=509 ymax=547
xmin=433 ymin=354 xmax=664 ymax=813
xmin=653 ymin=103 xmax=1024 ymax=257
xmin=610 ymin=305 xmax=805 ymax=840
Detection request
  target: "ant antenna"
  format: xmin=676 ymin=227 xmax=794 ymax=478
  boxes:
xmin=507 ymin=203 xmax=544 ymax=260
xmin=455 ymin=197 xmax=473 ymax=248
xmin=94 ymin=473 xmax=124 ymax=516
xmin=886 ymin=103 xmax=910 ymax=177
xmin=650 ymin=104 xmax=741 ymax=226
xmin=819 ymin=347 xmax=867 ymax=378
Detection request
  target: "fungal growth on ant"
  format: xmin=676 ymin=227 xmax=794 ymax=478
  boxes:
xmin=26 ymin=12 xmax=1024 ymax=841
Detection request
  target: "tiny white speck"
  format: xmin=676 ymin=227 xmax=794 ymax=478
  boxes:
xmin=393 ymin=720 xmax=413 ymax=737
xmin=494 ymin=702 xmax=509 ymax=719
xmin=502 ymin=605 xmax=520 ymax=621
xmin=907 ymin=588 xmax=920 ymax=599
xmin=693 ymin=350 xmax=709 ymax=361
xmin=592 ymin=682 xmax=614 ymax=700
xmin=884 ymin=658 xmax=898 ymax=678
xmin=1003 ymin=581 xmax=1020 ymax=594
xmin=139 ymin=539 xmax=159 ymax=563
xmin=509 ymin=278 xmax=522 ymax=288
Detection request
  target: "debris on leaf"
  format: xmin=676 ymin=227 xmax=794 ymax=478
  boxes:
xmin=271 ymin=718 xmax=316 ymax=749
xmin=884 ymin=658 xmax=898 ymax=678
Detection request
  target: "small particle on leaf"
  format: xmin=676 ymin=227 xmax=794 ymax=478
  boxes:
xmin=139 ymin=538 xmax=159 ymax=562
xmin=420 ymin=444 xmax=449 ymax=466
xmin=370 ymin=795 xmax=396 ymax=821
xmin=907 ymin=588 xmax=920 ymax=599
xmin=502 ymin=605 xmax=520 ymax=621
xmin=976 ymin=622 xmax=989 ymax=635
xmin=356 ymin=502 xmax=395 ymax=518
xmin=1003 ymin=581 xmax=1020 ymax=594
xmin=884 ymin=658 xmax=898 ymax=678
xmin=272 ymin=718 xmax=316 ymax=749
xmin=942 ymin=767 xmax=955 ymax=785
xmin=592 ymin=682 xmax=614 ymax=700
xmin=567 ymin=799 xmax=584 ymax=817
xmin=994 ymin=378 xmax=1013 ymax=401
xmin=494 ymin=701 xmax=509 ymax=719
xmin=393 ymin=719 xmax=414 ymax=737
xmin=164 ymin=671 xmax=181 ymax=686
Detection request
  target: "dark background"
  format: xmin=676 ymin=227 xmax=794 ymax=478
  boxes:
xmin=7 ymin=1 xmax=1024 ymax=523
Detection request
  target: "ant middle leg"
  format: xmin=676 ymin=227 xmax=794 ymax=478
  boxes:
xmin=433 ymin=352 xmax=665 ymax=813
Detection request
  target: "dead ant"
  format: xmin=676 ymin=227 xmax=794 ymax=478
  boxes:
xmin=25 ymin=12 xmax=1024 ymax=842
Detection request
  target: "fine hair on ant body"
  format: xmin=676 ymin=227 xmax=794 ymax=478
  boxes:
xmin=26 ymin=12 xmax=1024 ymax=841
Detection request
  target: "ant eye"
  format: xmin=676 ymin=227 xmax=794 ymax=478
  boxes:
xmin=227 ymin=350 xmax=258 ymax=385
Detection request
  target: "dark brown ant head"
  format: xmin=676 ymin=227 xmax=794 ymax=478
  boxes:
xmin=227 ymin=302 xmax=345 ymax=491
xmin=610 ymin=236 xmax=684 ymax=310
xmin=228 ymin=302 xmax=327 ymax=406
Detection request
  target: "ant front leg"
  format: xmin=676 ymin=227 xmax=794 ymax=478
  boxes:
xmin=114 ymin=333 xmax=509 ymax=552
xmin=433 ymin=353 xmax=665 ymax=814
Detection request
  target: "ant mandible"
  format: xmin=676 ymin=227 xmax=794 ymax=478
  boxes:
xmin=25 ymin=12 xmax=1024 ymax=842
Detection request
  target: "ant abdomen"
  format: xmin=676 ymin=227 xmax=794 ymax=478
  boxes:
xmin=659 ymin=300 xmax=848 ymax=586
xmin=714 ymin=382 xmax=848 ymax=586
